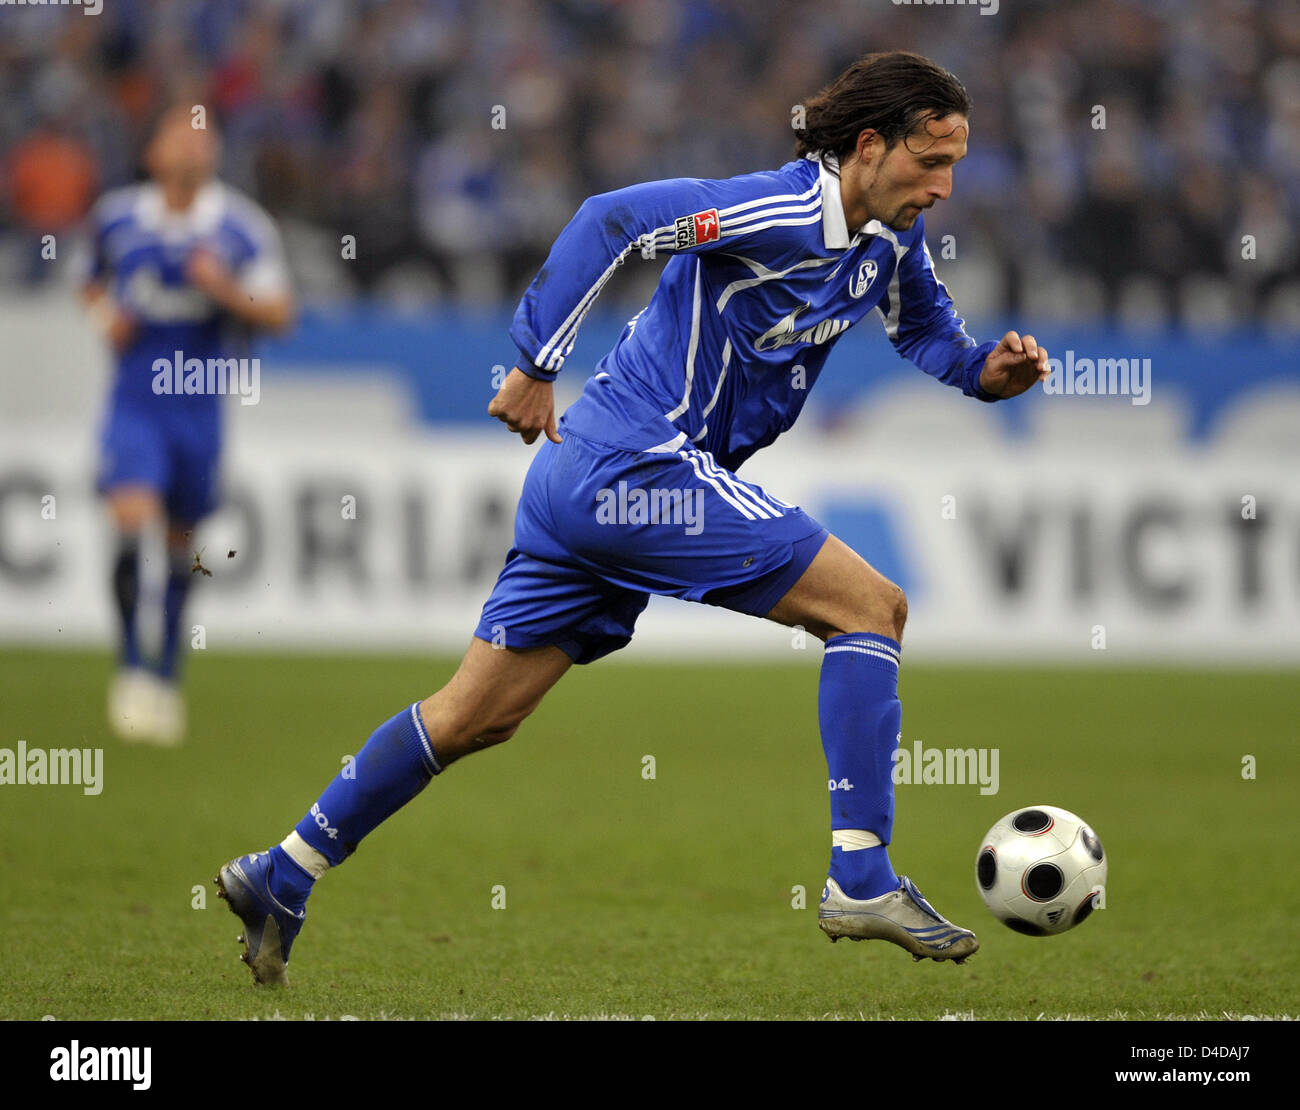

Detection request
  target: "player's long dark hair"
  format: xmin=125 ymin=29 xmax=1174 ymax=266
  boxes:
xmin=794 ymin=51 xmax=972 ymax=168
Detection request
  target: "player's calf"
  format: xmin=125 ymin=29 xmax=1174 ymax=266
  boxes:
xmin=215 ymin=639 xmax=571 ymax=986
xmin=417 ymin=640 xmax=571 ymax=765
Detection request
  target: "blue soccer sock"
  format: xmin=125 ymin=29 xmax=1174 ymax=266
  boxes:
xmin=818 ymin=632 xmax=903 ymax=900
xmin=289 ymin=703 xmax=442 ymax=883
xmin=158 ymin=548 xmax=194 ymax=680
xmin=112 ymin=534 xmax=142 ymax=669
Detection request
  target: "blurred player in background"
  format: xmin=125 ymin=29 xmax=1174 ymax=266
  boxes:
xmin=217 ymin=52 xmax=1048 ymax=984
xmin=84 ymin=107 xmax=294 ymax=744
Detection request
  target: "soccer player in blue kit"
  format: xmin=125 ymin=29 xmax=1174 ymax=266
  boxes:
xmin=218 ymin=52 xmax=1049 ymax=985
xmin=86 ymin=108 xmax=294 ymax=744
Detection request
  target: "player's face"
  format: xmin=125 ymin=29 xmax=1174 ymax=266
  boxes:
xmin=864 ymin=113 xmax=968 ymax=231
xmin=146 ymin=116 xmax=220 ymax=191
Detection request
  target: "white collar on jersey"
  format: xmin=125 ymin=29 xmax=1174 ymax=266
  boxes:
xmin=134 ymin=180 xmax=226 ymax=241
xmin=810 ymin=153 xmax=883 ymax=250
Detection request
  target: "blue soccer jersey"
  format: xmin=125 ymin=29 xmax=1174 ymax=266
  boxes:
xmin=511 ymin=153 xmax=999 ymax=473
xmin=88 ymin=180 xmax=289 ymax=520
xmin=485 ymin=153 xmax=1003 ymax=662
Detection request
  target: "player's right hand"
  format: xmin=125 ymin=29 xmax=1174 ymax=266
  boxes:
xmin=488 ymin=367 xmax=562 ymax=445
xmin=91 ymin=298 xmax=136 ymax=352
xmin=105 ymin=308 xmax=137 ymax=352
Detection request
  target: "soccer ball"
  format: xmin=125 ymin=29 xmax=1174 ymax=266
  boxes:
xmin=975 ymin=805 xmax=1107 ymax=936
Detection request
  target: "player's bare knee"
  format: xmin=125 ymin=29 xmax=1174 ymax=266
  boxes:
xmin=841 ymin=578 xmax=906 ymax=640
xmin=891 ymin=585 xmax=908 ymax=639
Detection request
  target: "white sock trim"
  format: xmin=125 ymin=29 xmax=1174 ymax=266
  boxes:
xmin=833 ymin=829 xmax=883 ymax=851
xmin=280 ymin=830 xmax=331 ymax=879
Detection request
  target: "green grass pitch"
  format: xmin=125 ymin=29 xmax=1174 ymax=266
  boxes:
xmin=1 ymin=648 xmax=1296 ymax=1020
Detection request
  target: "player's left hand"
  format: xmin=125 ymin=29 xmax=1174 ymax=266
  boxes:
xmin=978 ymin=331 xmax=1049 ymax=399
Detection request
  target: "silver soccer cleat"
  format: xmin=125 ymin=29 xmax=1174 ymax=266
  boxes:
xmin=818 ymin=876 xmax=979 ymax=963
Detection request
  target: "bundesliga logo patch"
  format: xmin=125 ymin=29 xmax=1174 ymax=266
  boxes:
xmin=674 ymin=208 xmax=720 ymax=249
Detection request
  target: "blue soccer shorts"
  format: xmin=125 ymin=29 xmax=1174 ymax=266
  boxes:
xmin=475 ymin=429 xmax=829 ymax=663
xmin=97 ymin=403 xmax=221 ymax=524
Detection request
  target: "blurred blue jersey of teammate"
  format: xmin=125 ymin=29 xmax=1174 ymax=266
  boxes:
xmin=86 ymin=106 xmax=293 ymax=745
xmin=90 ymin=177 xmax=288 ymax=519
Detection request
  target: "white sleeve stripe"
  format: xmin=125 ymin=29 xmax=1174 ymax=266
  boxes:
xmin=535 ymin=242 xmax=633 ymax=370
xmin=720 ymin=198 xmax=821 ymax=229
xmin=647 ymin=202 xmax=819 ymax=247
xmin=649 ymin=209 xmax=821 ymax=249
xmin=720 ymin=213 xmax=824 ymax=238
xmin=921 ymin=238 xmax=975 ymax=343
xmin=718 ymin=180 xmax=820 ymax=218
xmin=535 ymin=232 xmax=652 ymax=369
xmin=535 ymin=175 xmax=821 ymax=372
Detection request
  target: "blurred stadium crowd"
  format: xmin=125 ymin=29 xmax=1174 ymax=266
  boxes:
xmin=1 ymin=0 xmax=1297 ymax=325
